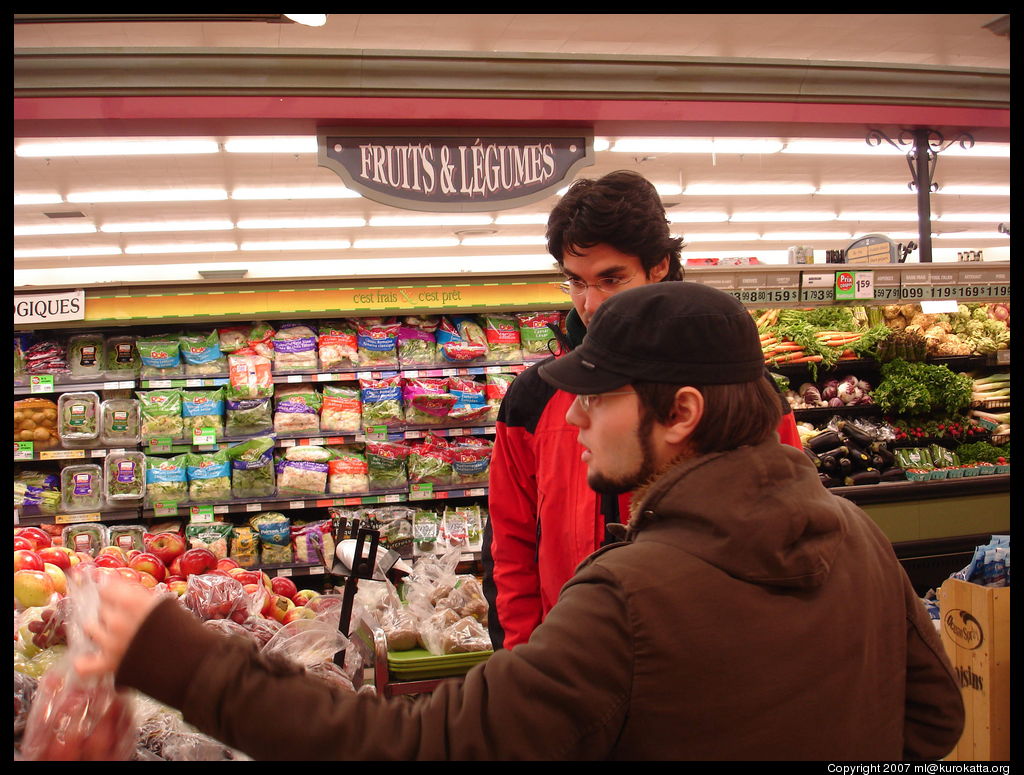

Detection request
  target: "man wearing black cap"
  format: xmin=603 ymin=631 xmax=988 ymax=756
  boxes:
xmin=483 ymin=170 xmax=803 ymax=650
xmin=78 ymin=281 xmax=963 ymax=761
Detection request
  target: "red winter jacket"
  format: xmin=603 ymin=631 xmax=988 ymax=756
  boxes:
xmin=483 ymin=326 xmax=803 ymax=649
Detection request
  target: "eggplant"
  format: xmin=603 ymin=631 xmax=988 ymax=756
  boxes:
xmin=880 ymin=467 xmax=907 ymax=482
xmin=802 ymin=448 xmax=822 ymax=469
xmin=836 ymin=419 xmax=875 ymax=447
xmin=807 ymin=431 xmax=844 ymax=454
xmin=844 ymin=468 xmax=882 ymax=486
xmin=837 ymin=457 xmax=853 ymax=476
xmin=819 ymin=473 xmax=842 ymax=488
xmin=820 ymin=454 xmax=839 ymax=474
xmin=870 ymin=453 xmax=887 ymax=469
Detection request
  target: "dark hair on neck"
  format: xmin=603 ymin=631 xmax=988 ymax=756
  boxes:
xmin=546 ymin=170 xmax=684 ymax=281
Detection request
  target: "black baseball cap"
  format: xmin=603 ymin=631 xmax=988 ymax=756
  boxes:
xmin=539 ymin=281 xmax=766 ymax=394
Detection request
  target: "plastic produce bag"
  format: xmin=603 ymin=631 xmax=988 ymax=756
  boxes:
xmin=137 ymin=333 xmax=184 ymax=379
xmin=356 ymin=317 xmax=400 ymax=369
xmin=320 ymin=383 xmax=362 ymax=434
xmin=226 ymin=436 xmax=276 ymax=498
xmin=482 ymin=314 xmax=522 ymax=362
xmin=272 ymin=322 xmax=319 ymax=372
xmin=261 ymin=618 xmax=356 ymax=693
xmin=183 ymin=573 xmax=248 ymax=623
xmin=403 ymin=377 xmax=455 ymax=425
xmin=137 ymin=389 xmax=185 ymax=442
xmin=181 ymin=387 xmax=225 ymax=440
xmin=317 ymin=320 xmax=360 ymax=371
xmin=20 ymin=571 xmax=137 ymax=761
xmin=225 ymin=397 xmax=273 ymax=437
xmin=179 ymin=330 xmax=227 ymax=376
xmin=436 ymin=316 xmax=488 ymax=362
xmin=14 ymin=670 xmax=37 ymax=737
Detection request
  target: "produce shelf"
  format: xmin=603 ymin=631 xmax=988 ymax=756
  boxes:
xmin=792 ymin=404 xmax=883 ymax=423
xmin=828 ymin=472 xmax=1010 ymax=506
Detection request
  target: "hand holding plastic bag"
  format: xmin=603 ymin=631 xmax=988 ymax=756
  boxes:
xmin=20 ymin=570 xmax=140 ymax=761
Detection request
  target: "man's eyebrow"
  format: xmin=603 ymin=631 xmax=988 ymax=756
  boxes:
xmin=563 ymin=265 xmax=632 ymax=279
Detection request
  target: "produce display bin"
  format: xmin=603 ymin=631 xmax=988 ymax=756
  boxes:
xmin=937 ymin=577 xmax=1010 ymax=761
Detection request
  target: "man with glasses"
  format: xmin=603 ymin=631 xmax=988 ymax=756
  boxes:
xmin=77 ymin=281 xmax=963 ymax=761
xmin=483 ymin=170 xmax=802 ymax=650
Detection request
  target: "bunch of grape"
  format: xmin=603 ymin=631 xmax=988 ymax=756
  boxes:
xmin=26 ymin=601 xmax=69 ymax=650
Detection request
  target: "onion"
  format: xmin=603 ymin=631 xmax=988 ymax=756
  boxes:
xmin=841 ymin=374 xmax=859 ymax=386
xmin=837 ymin=382 xmax=862 ymax=404
xmin=828 ymin=397 xmax=844 ymax=408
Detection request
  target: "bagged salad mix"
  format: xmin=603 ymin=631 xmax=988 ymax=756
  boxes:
xmin=181 ymin=387 xmax=225 ymax=439
xmin=360 ymin=375 xmax=404 ymax=428
xmin=179 ymin=330 xmax=227 ymax=376
xmin=274 ymin=384 xmax=322 ymax=434
xmin=366 ymin=440 xmax=411 ymax=491
xmin=275 ymin=454 xmax=329 ymax=496
xmin=226 ymin=436 xmax=276 ymax=499
xmin=317 ymin=320 xmax=360 ymax=371
xmin=185 ymin=521 xmax=234 ymax=560
xmin=448 ymin=376 xmax=490 ymax=423
xmin=485 ymin=372 xmax=515 ymax=423
xmin=67 ymin=333 xmax=105 ymax=381
xmin=103 ymin=451 xmax=146 ymax=505
xmin=398 ymin=316 xmax=440 ymax=368
xmin=137 ymin=389 xmax=184 ymax=442
xmin=145 ymin=454 xmax=189 ymax=505
xmin=320 ymin=384 xmax=362 ymax=433
xmin=451 ymin=437 xmax=493 ymax=486
xmin=436 ymin=316 xmax=487 ymax=362
xmin=250 ymin=512 xmax=292 ymax=565
xmin=516 ymin=311 xmax=562 ymax=359
xmin=99 ymin=398 xmax=141 ymax=446
xmin=403 ymin=377 xmax=455 ymax=425
xmin=407 ymin=434 xmax=453 ymax=486
xmin=327 ymin=446 xmax=370 ymax=494
xmin=58 ymin=392 xmax=101 ymax=447
xmin=137 ymin=333 xmax=184 ymax=378
xmin=272 ymin=322 xmax=319 ymax=371
xmin=226 ymin=352 xmax=273 ymax=399
xmin=185 ymin=449 xmax=232 ymax=503
xmin=482 ymin=314 xmax=522 ymax=362
xmin=356 ymin=317 xmax=400 ymax=369
xmin=225 ymin=397 xmax=273 ymax=437
xmin=230 ymin=525 xmax=259 ymax=568
xmin=245 ymin=321 xmax=277 ymax=362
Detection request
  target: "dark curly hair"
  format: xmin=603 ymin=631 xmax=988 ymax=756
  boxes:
xmin=546 ymin=170 xmax=684 ymax=281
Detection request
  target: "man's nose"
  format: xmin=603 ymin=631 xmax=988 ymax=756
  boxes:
xmin=565 ymin=395 xmax=586 ymax=428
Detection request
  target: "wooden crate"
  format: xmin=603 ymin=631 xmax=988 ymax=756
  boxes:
xmin=937 ymin=577 xmax=1010 ymax=761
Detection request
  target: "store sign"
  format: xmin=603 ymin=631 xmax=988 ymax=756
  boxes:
xmin=14 ymin=290 xmax=85 ymax=325
xmin=317 ymin=128 xmax=594 ymax=212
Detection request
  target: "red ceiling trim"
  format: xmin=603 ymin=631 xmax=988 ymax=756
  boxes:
xmin=14 ymin=96 xmax=1010 ymax=132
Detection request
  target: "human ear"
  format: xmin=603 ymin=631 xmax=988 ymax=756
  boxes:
xmin=647 ymin=257 xmax=670 ymax=283
xmin=662 ymin=386 xmax=704 ymax=446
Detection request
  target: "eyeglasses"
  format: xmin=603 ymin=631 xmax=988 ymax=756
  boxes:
xmin=559 ymin=272 xmax=638 ymax=296
xmin=575 ymin=389 xmax=635 ymax=413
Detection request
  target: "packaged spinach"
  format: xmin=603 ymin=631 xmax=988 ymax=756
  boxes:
xmin=181 ymin=387 xmax=225 ymax=439
xmin=145 ymin=454 xmax=189 ymax=505
xmin=103 ymin=451 xmax=147 ymax=504
xmin=179 ymin=330 xmax=227 ymax=376
xmin=100 ymin=398 xmax=141 ymax=446
xmin=67 ymin=333 xmax=105 ymax=380
xmin=60 ymin=464 xmax=104 ymax=513
xmin=104 ymin=335 xmax=141 ymax=378
xmin=185 ymin=448 xmax=232 ymax=503
xmin=365 ymin=440 xmax=410 ymax=491
xmin=227 ymin=436 xmax=277 ymax=499
xmin=398 ymin=317 xmax=439 ymax=368
xmin=225 ymin=397 xmax=273 ymax=436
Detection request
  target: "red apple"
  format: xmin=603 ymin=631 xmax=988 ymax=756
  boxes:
xmin=292 ymin=589 xmax=320 ymax=607
xmin=72 ymin=551 xmax=94 ymax=566
xmin=169 ymin=556 xmax=183 ymax=578
xmin=116 ymin=567 xmax=142 ymax=584
xmin=14 ymin=549 xmax=45 ymax=573
xmin=270 ymin=576 xmax=298 ymax=600
xmin=233 ymin=570 xmax=262 ymax=586
xmin=126 ymin=549 xmax=143 ymax=561
xmin=261 ymin=572 xmax=273 ymax=591
xmin=178 ymin=548 xmax=218 ymax=578
xmin=167 ymin=579 xmax=188 ymax=597
xmin=137 ymin=570 xmax=158 ymax=589
xmin=217 ymin=557 xmax=240 ymax=572
xmin=13 ymin=535 xmax=33 ymax=552
xmin=37 ymin=546 xmax=72 ymax=571
xmin=94 ymin=553 xmax=126 ymax=569
xmin=269 ymin=594 xmax=295 ymax=623
xmin=14 ymin=569 xmax=56 ymax=608
xmin=208 ymin=569 xmax=234 ymax=579
xmin=16 ymin=527 xmax=51 ymax=551
xmin=145 ymin=532 xmax=187 ymax=565
xmin=43 ymin=563 xmax=68 ymax=595
xmin=282 ymin=606 xmax=316 ymax=624
xmin=127 ymin=552 xmax=166 ymax=583
xmin=164 ymin=575 xmax=185 ymax=585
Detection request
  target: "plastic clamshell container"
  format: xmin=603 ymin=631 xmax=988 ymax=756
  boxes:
xmin=107 ymin=523 xmax=147 ymax=553
xmin=99 ymin=398 xmax=141 ymax=446
xmin=60 ymin=463 xmax=105 ymax=513
xmin=103 ymin=450 xmax=147 ymax=505
xmin=57 ymin=391 xmax=101 ymax=447
xmin=62 ymin=523 xmax=109 ymax=556
xmin=67 ymin=333 xmax=106 ymax=381
xmin=104 ymin=335 xmax=141 ymax=380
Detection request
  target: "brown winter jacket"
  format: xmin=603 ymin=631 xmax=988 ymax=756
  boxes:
xmin=117 ymin=437 xmax=964 ymax=760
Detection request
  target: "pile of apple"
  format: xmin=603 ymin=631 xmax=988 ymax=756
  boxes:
xmin=14 ymin=526 xmax=324 ymax=643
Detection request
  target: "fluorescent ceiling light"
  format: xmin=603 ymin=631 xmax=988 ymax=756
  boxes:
xmin=936 ymin=185 xmax=1010 ymax=196
xmin=125 ymin=242 xmax=238 ymax=255
xmin=15 ymin=246 xmax=122 ymax=258
xmin=875 ymin=232 xmax=922 ymax=240
xmin=14 ymin=193 xmax=64 ymax=206
xmin=240 ymin=239 xmax=351 ymax=251
xmin=459 ymin=236 xmax=546 ymax=247
xmin=760 ymin=232 xmax=854 ymax=241
xmin=730 ymin=212 xmax=837 ymax=222
xmin=816 ymin=184 xmax=912 ymax=196
xmin=667 ymin=212 xmax=730 ymax=223
xmin=934 ymin=213 xmax=1010 ymax=222
xmin=101 ymin=219 xmax=234 ymax=233
xmin=368 ymin=215 xmax=494 ymax=227
xmin=14 ymin=223 xmax=97 ymax=236
xmin=236 ymin=217 xmax=366 ymax=229
xmin=654 ymin=184 xmax=683 ymax=196
xmin=593 ymin=138 xmax=611 ymax=152
xmin=68 ymin=188 xmax=227 ymax=203
xmin=612 ymin=138 xmax=783 ymax=154
xmin=781 ymin=140 xmax=904 ymax=155
xmin=836 ymin=212 xmax=919 ymax=221
xmin=353 ymin=238 xmax=460 ymax=249
xmin=15 ymin=139 xmax=219 ymax=157
xmin=933 ymin=231 xmax=1009 ymax=240
xmin=679 ymin=232 xmax=761 ymax=242
xmin=284 ymin=14 xmax=327 ymax=26
xmin=941 ymin=143 xmax=1010 ymax=158
xmin=494 ymin=214 xmax=549 ymax=225
xmin=223 ymin=137 xmax=318 ymax=154
xmin=231 ymin=186 xmax=360 ymax=200
xmin=684 ymin=183 xmax=816 ymax=196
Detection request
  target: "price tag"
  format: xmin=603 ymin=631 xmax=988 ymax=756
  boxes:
xmin=365 ymin=425 xmax=389 ymax=441
xmin=89 ymin=448 xmax=110 ymax=458
xmin=308 ymin=566 xmax=324 ymax=575
xmin=14 ymin=442 xmax=34 ymax=460
xmin=834 ymin=270 xmax=874 ymax=300
xmin=800 ymin=273 xmax=835 ymax=303
xmin=39 ymin=449 xmax=86 ymax=461
xmin=192 ymin=426 xmax=217 ymax=445
xmin=147 ymin=380 xmax=174 ymax=388
xmin=289 ymin=500 xmax=306 ymax=510
xmin=286 ymin=375 xmax=304 ymax=383
xmin=404 ymin=370 xmax=419 ymax=379
xmin=465 ymin=488 xmax=487 ymax=497
xmin=899 ymin=270 xmax=930 ymax=300
xmin=410 ymin=483 xmax=434 ymax=500
xmin=245 ymin=502 xmax=263 ymax=512
xmin=277 ymin=567 xmax=293 ymax=577
xmin=14 ymin=508 xmax=19 ymax=525
xmin=342 ymin=497 xmax=364 ymax=506
xmin=29 ymin=375 xmax=54 ymax=394
xmin=189 ymin=505 xmax=215 ymax=523
xmin=147 ymin=437 xmax=173 ymax=454
xmin=153 ymin=501 xmax=178 ymax=517
xmin=383 ymin=494 xmax=403 ymax=503
xmin=56 ymin=512 xmax=101 ymax=524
